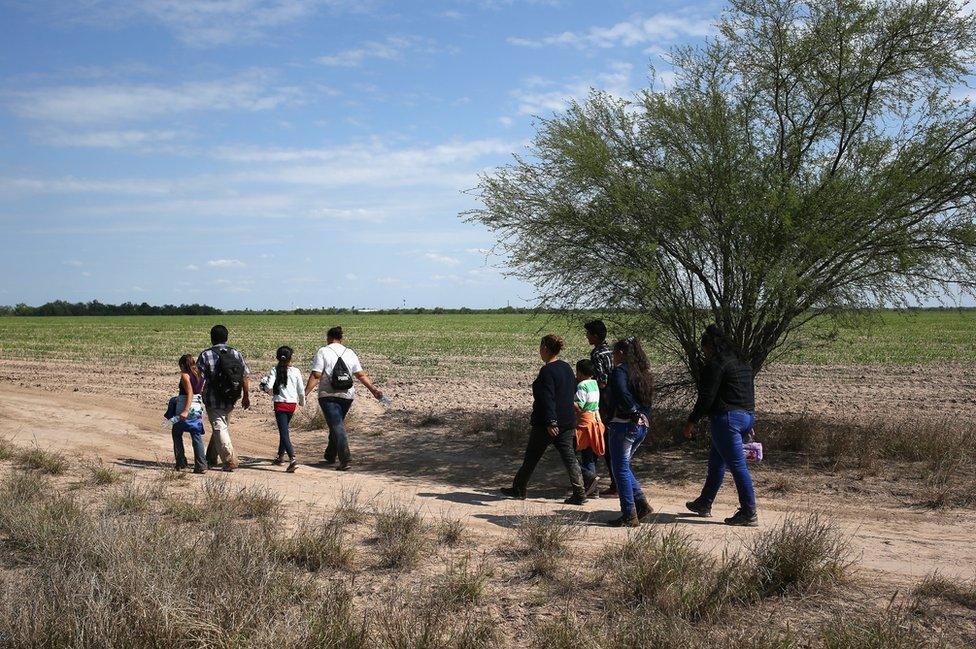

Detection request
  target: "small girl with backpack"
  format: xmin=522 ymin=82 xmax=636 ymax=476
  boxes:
xmin=260 ymin=346 xmax=305 ymax=472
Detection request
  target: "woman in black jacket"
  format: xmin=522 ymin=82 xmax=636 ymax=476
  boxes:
xmin=682 ymin=325 xmax=758 ymax=527
xmin=501 ymin=334 xmax=588 ymax=505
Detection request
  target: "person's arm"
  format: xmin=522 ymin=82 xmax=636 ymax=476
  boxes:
xmin=178 ymin=373 xmax=193 ymax=420
xmin=260 ymin=368 xmax=274 ymax=394
xmin=574 ymin=385 xmax=586 ymax=413
xmin=296 ymin=369 xmax=306 ymax=407
xmin=354 ymin=371 xmax=383 ymax=400
xmin=683 ymin=361 xmax=722 ymax=438
xmin=241 ymin=375 xmax=250 ymax=410
xmin=536 ymin=367 xmax=559 ymax=437
xmin=305 ymin=371 xmax=321 ymax=399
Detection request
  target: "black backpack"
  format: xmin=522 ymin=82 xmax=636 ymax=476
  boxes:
xmin=211 ymin=347 xmax=246 ymax=404
xmin=330 ymin=348 xmax=354 ymax=390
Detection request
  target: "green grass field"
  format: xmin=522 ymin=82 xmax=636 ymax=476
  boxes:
xmin=0 ymin=310 xmax=972 ymax=368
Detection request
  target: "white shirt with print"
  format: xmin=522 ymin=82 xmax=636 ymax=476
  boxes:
xmin=310 ymin=343 xmax=363 ymax=400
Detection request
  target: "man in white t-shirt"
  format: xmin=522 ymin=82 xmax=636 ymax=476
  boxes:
xmin=304 ymin=325 xmax=384 ymax=470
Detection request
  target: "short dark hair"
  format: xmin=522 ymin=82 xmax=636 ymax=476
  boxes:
xmin=327 ymin=326 xmax=343 ymax=341
xmin=576 ymin=359 xmax=594 ymax=376
xmin=210 ymin=324 xmax=228 ymax=345
xmin=584 ymin=319 xmax=607 ymax=342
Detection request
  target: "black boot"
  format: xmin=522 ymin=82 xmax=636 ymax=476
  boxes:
xmin=635 ymin=497 xmax=654 ymax=521
xmin=685 ymin=497 xmax=712 ymax=517
xmin=564 ymin=492 xmax=587 ymax=506
xmin=607 ymin=512 xmax=639 ymax=528
xmin=500 ymin=486 xmax=526 ymax=500
xmin=724 ymin=508 xmax=758 ymax=527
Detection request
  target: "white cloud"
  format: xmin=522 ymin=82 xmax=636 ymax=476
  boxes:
xmin=207 ymin=259 xmax=246 ymax=268
xmin=509 ymin=12 xmax=713 ymax=49
xmin=513 ymin=62 xmax=633 ymax=116
xmin=497 ymin=116 xmax=514 ymax=127
xmin=41 ymin=129 xmax=182 ymax=149
xmin=8 ymin=74 xmax=301 ymax=124
xmin=376 ymin=276 xmax=403 ymax=285
xmin=62 ymin=259 xmax=84 ymax=267
xmin=316 ymin=36 xmax=440 ymax=67
xmin=424 ymin=252 xmax=461 ymax=266
xmin=345 ymin=273 xmax=358 ymax=280
xmin=185 ymin=264 xmax=199 ymax=271
xmin=28 ymin=0 xmax=363 ymax=47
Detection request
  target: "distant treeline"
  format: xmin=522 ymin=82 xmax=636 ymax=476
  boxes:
xmin=0 ymin=301 xmax=537 ymax=316
xmin=0 ymin=301 xmax=222 ymax=317
xmin=2 ymin=300 xmax=974 ymax=317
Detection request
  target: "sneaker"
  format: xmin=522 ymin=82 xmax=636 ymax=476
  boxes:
xmin=193 ymin=467 xmax=206 ymax=475
xmin=685 ymin=498 xmax=712 ymax=517
xmin=336 ymin=462 xmax=351 ymax=472
xmin=322 ymin=452 xmax=335 ymax=465
xmin=499 ymin=487 xmax=526 ymax=500
xmin=635 ymin=499 xmax=654 ymax=521
xmin=563 ymin=493 xmax=587 ymax=506
xmin=607 ymin=513 xmax=640 ymax=528
xmin=222 ymin=465 xmax=235 ymax=473
xmin=724 ymin=508 xmax=758 ymax=527
xmin=583 ymin=475 xmax=600 ymax=498
xmin=286 ymin=459 xmax=298 ymax=473
xmin=599 ymin=486 xmax=618 ymax=498
xmin=272 ymin=455 xmax=284 ymax=466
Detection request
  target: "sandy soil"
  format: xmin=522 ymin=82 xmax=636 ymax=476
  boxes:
xmin=0 ymin=356 xmax=974 ymax=595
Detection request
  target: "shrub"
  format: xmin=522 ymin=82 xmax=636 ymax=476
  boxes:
xmin=377 ymin=597 xmax=499 ymax=649
xmin=16 ymin=446 xmax=68 ymax=475
xmin=515 ymin=514 xmax=574 ymax=578
xmin=431 ymin=556 xmax=492 ymax=609
xmin=236 ymin=485 xmax=281 ymax=519
xmin=0 ymin=469 xmax=47 ymax=503
xmin=748 ymin=513 xmax=852 ymax=597
xmin=303 ymin=581 xmax=371 ymax=648
xmin=374 ymin=502 xmax=428 ymax=570
xmin=277 ymin=516 xmax=356 ymax=571
xmin=164 ymin=496 xmax=208 ymax=523
xmin=602 ymin=526 xmax=745 ymax=619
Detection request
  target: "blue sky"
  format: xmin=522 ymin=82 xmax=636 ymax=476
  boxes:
xmin=0 ymin=0 xmax=720 ymax=309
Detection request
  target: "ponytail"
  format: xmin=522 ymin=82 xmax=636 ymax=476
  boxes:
xmin=273 ymin=346 xmax=293 ymax=396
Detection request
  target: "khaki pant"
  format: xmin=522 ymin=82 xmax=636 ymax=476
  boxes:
xmin=205 ymin=406 xmax=238 ymax=469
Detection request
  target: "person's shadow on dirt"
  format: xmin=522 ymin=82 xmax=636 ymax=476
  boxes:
xmin=417 ymin=491 xmax=507 ymax=506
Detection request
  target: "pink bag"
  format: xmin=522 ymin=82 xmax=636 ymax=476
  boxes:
xmin=743 ymin=441 xmax=763 ymax=462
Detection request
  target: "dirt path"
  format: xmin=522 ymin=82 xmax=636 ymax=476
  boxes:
xmin=1 ymin=383 xmax=973 ymax=589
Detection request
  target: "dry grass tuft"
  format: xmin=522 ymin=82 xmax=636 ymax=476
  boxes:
xmin=820 ymin=606 xmax=936 ymax=648
xmin=16 ymin=445 xmax=69 ymax=475
xmin=912 ymin=573 xmax=976 ymax=609
xmin=435 ymin=515 xmax=466 ymax=547
xmin=430 ymin=555 xmax=493 ymax=609
xmin=105 ymin=482 xmax=160 ymax=515
xmin=373 ymin=501 xmax=428 ymax=570
xmin=749 ymin=512 xmax=852 ymax=597
xmin=515 ymin=514 xmax=574 ymax=578
xmin=0 ymin=437 xmax=18 ymax=461
xmin=277 ymin=515 xmax=356 ymax=572
xmin=236 ymin=484 xmax=282 ymax=519
xmin=87 ymin=459 xmax=122 ymax=485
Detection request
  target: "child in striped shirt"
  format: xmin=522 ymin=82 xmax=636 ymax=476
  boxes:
xmin=574 ymin=359 xmax=605 ymax=496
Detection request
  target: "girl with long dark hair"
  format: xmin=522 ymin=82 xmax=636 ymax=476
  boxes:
xmin=260 ymin=346 xmax=305 ymax=472
xmin=172 ymin=354 xmax=206 ymax=473
xmin=682 ymin=325 xmax=759 ymax=526
xmin=605 ymin=337 xmax=654 ymax=527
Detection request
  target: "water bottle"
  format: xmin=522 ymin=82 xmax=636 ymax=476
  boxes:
xmin=378 ymin=395 xmax=393 ymax=408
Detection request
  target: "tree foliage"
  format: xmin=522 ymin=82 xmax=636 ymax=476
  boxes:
xmin=469 ymin=0 xmax=976 ymax=379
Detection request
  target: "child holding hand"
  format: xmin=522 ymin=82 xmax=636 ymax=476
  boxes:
xmin=574 ymin=359 xmax=605 ymax=497
xmin=260 ymin=346 xmax=305 ymax=472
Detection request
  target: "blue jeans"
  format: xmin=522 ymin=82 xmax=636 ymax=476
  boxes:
xmin=319 ymin=397 xmax=353 ymax=464
xmin=700 ymin=410 xmax=756 ymax=513
xmin=608 ymin=421 xmax=647 ymax=515
xmin=275 ymin=410 xmax=295 ymax=459
xmin=579 ymin=448 xmax=598 ymax=481
xmin=172 ymin=420 xmax=206 ymax=471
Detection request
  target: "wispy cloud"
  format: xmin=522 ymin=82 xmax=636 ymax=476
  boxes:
xmin=207 ymin=259 xmax=246 ymax=268
xmin=424 ymin=252 xmax=461 ymax=266
xmin=512 ymin=62 xmax=633 ymax=116
xmin=40 ymin=129 xmax=182 ymax=149
xmin=23 ymin=0 xmax=367 ymax=47
xmin=7 ymin=74 xmax=301 ymax=124
xmin=315 ymin=35 xmax=443 ymax=67
xmin=509 ymin=12 xmax=714 ymax=49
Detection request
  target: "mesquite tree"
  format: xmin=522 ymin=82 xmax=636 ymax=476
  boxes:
xmin=469 ymin=0 xmax=976 ymax=380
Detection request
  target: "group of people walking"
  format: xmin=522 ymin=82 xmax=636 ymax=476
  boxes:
xmin=169 ymin=319 xmax=758 ymax=528
xmin=501 ymin=320 xmax=759 ymax=527
xmin=169 ymin=324 xmax=383 ymax=474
